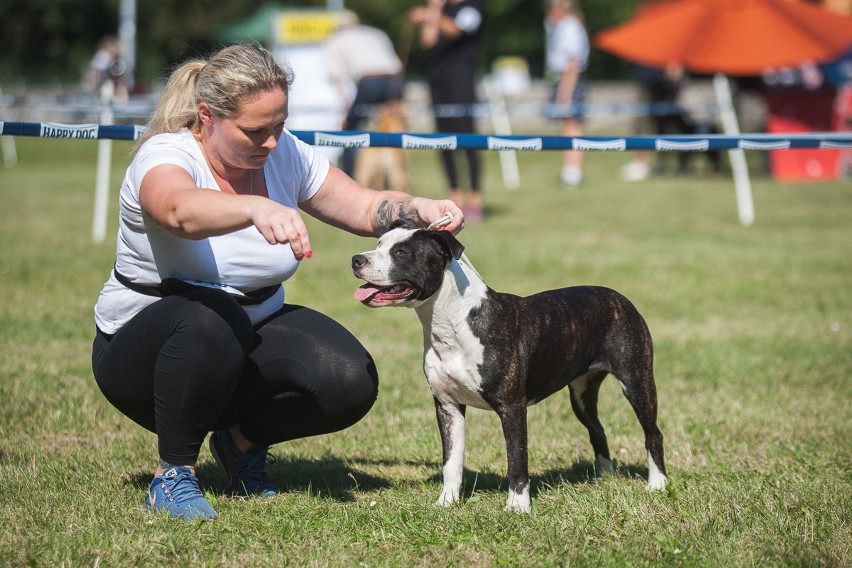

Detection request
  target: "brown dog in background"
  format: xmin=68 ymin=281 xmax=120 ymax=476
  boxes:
xmin=355 ymin=100 xmax=409 ymax=192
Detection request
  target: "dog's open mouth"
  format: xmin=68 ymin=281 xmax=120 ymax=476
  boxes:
xmin=354 ymin=282 xmax=415 ymax=306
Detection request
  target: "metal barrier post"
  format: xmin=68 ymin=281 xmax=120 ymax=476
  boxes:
xmin=93 ymin=81 xmax=114 ymax=243
xmin=713 ymin=74 xmax=755 ymax=227
xmin=0 ymin=87 xmax=18 ymax=168
xmin=484 ymin=77 xmax=520 ymax=190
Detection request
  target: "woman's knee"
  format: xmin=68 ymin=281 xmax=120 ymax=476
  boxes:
xmin=354 ymin=354 xmax=380 ymax=405
xmin=334 ymin=353 xmax=380 ymax=422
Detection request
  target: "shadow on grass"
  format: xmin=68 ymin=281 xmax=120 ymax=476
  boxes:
xmin=124 ymin=454 xmax=394 ymax=503
xmin=423 ymin=460 xmax=653 ymax=499
xmin=124 ymin=455 xmax=652 ymax=503
xmin=479 ymin=202 xmax=510 ymax=221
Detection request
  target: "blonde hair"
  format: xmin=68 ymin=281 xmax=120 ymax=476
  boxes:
xmin=136 ymin=43 xmax=293 ymax=151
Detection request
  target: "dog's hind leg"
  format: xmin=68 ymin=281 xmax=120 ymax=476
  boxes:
xmin=498 ymin=402 xmax=531 ymax=513
xmin=568 ymin=371 xmax=614 ymax=476
xmin=434 ymin=399 xmax=466 ymax=507
xmin=616 ymin=367 xmax=667 ymax=491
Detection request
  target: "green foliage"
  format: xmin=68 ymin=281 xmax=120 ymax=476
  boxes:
xmin=583 ymin=0 xmax=645 ymax=79
xmin=0 ymin=0 xmax=121 ymax=83
xmin=136 ymin=0 xmax=268 ymax=79
xmin=1 ymin=135 xmax=849 ymax=566
xmin=0 ymin=0 xmax=645 ymax=85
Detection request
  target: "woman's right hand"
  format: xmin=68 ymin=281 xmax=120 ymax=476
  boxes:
xmin=248 ymin=199 xmax=312 ymax=260
xmin=140 ymin=164 xmax=312 ymax=260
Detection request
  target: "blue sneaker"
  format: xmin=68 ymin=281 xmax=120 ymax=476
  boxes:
xmin=210 ymin=430 xmax=278 ymax=497
xmin=144 ymin=466 xmax=218 ymax=520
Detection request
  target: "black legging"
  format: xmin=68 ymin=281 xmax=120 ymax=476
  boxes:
xmin=91 ymin=288 xmax=378 ymax=465
xmin=428 ymin=62 xmax=481 ymax=192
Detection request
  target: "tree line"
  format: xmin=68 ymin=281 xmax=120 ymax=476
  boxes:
xmin=0 ymin=0 xmax=643 ymax=89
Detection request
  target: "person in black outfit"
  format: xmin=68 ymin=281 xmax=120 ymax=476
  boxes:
xmin=410 ymin=0 xmax=485 ymax=222
xmin=622 ymin=62 xmax=720 ymax=179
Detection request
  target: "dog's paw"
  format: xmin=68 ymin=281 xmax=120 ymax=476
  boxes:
xmin=504 ymin=499 xmax=531 ymax=514
xmin=505 ymin=489 xmax=531 ymax=513
xmin=595 ymin=455 xmax=615 ymax=476
xmin=434 ymin=489 xmax=460 ymax=507
xmin=646 ymin=452 xmax=667 ymax=491
xmin=646 ymin=475 xmax=668 ymax=492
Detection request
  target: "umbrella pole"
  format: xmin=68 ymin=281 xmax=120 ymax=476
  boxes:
xmin=713 ymin=74 xmax=755 ymax=226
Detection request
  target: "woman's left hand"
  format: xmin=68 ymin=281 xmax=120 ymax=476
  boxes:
xmin=302 ymin=165 xmax=466 ymax=238
xmin=410 ymin=197 xmax=465 ymax=234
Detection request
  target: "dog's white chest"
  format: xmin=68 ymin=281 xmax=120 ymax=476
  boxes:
xmin=423 ymin=320 xmax=492 ymax=411
xmin=416 ymin=260 xmax=493 ymax=410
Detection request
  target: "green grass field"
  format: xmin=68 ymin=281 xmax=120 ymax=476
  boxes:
xmin=1 ymin=136 xmax=849 ymax=566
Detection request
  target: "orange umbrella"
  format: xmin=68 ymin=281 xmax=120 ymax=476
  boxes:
xmin=594 ymin=0 xmax=852 ymax=76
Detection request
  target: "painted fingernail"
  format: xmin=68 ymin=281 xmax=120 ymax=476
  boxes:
xmin=305 ymin=251 xmax=313 ymax=259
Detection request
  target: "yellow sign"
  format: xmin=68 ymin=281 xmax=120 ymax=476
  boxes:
xmin=273 ymin=11 xmax=339 ymax=45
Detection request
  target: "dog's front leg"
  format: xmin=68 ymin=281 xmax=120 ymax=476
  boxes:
xmin=434 ymin=398 xmax=466 ymax=507
xmin=499 ymin=403 xmax=531 ymax=513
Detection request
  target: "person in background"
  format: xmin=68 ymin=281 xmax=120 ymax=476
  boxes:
xmin=621 ymin=62 xmax=686 ymax=182
xmin=544 ymin=0 xmax=589 ymax=188
xmin=84 ymin=36 xmax=129 ymax=101
xmin=409 ymin=0 xmax=485 ymax=222
xmin=91 ymin=43 xmax=464 ymax=520
xmin=324 ymin=10 xmax=405 ymax=178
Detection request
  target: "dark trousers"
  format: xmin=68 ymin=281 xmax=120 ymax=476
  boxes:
xmin=428 ymin=63 xmax=480 ymax=192
xmin=342 ymin=74 xmax=403 ymax=176
xmin=92 ymin=288 xmax=378 ymax=464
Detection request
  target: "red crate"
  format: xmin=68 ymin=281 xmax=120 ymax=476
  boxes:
xmin=764 ymin=87 xmax=845 ymax=182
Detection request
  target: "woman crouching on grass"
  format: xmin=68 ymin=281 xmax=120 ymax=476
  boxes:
xmin=91 ymin=42 xmax=464 ymax=520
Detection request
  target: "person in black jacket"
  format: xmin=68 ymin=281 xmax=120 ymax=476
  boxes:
xmin=410 ymin=0 xmax=486 ymax=222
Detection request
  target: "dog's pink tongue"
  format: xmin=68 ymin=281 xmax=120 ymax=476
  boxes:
xmin=354 ymin=284 xmax=381 ymax=302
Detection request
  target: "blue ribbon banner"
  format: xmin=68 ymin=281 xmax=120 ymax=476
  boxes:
xmin=2 ymin=121 xmax=851 ymax=151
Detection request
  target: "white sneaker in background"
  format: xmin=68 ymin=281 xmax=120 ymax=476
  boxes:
xmin=561 ymin=166 xmax=583 ymax=187
xmin=621 ymin=160 xmax=651 ymax=182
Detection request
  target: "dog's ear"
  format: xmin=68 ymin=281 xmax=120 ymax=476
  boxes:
xmin=428 ymin=230 xmax=465 ymax=260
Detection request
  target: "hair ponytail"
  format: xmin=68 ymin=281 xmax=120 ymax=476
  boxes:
xmin=134 ymin=43 xmax=293 ymax=153
xmin=135 ymin=60 xmax=204 ymax=151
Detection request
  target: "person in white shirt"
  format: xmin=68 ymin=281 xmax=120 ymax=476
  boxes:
xmin=91 ymin=42 xmax=464 ymax=520
xmin=544 ymin=0 xmax=590 ymax=187
xmin=84 ymin=36 xmax=129 ymax=101
xmin=324 ymin=10 xmax=404 ymax=177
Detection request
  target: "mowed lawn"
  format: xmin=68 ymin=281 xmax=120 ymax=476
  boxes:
xmin=0 ymin=135 xmax=849 ymax=567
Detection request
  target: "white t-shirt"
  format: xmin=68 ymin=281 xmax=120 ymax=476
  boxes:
xmin=546 ymin=16 xmax=589 ymax=75
xmin=94 ymin=128 xmax=330 ymax=334
xmin=324 ymin=25 xmax=403 ymax=83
